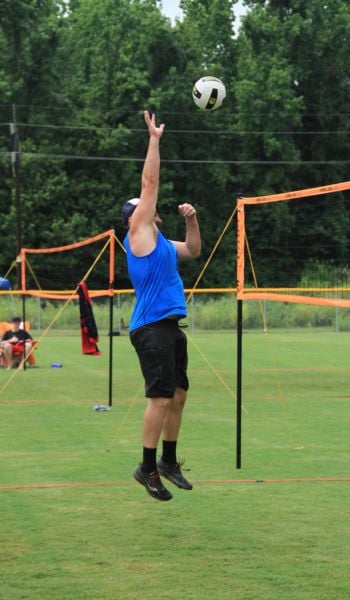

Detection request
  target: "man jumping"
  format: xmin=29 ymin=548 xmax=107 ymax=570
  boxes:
xmin=121 ymin=111 xmax=201 ymax=501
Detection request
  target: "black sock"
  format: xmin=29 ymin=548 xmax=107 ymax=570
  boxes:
xmin=162 ymin=440 xmax=177 ymax=465
xmin=142 ymin=447 xmax=157 ymax=474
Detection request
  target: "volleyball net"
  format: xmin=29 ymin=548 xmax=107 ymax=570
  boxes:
xmin=237 ymin=181 xmax=350 ymax=308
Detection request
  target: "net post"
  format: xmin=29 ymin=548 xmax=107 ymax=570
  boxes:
xmin=22 ymin=293 xmax=27 ymax=371
xmin=236 ymin=298 xmax=243 ymax=469
xmin=108 ymin=229 xmax=115 ymax=407
xmin=108 ymin=292 xmax=114 ymax=407
xmin=236 ymin=194 xmax=244 ymax=469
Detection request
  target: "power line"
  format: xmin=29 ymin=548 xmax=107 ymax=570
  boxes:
xmin=0 ymin=103 xmax=349 ymax=117
xmin=1 ymin=151 xmax=349 ymax=164
xmin=0 ymin=122 xmax=349 ymax=135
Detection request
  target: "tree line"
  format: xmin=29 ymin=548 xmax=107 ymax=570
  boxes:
xmin=0 ymin=0 xmax=349 ymax=291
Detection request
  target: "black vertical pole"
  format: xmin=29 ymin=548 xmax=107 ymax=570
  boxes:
xmin=22 ymin=294 xmax=27 ymax=370
xmin=108 ymin=291 xmax=114 ymax=406
xmin=107 ymin=228 xmax=116 ymax=408
xmin=10 ymin=104 xmax=22 ymax=290
xmin=236 ymin=298 xmax=243 ymax=468
xmin=11 ymin=105 xmax=26 ymax=370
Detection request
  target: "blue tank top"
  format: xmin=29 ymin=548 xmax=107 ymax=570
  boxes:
xmin=124 ymin=230 xmax=187 ymax=331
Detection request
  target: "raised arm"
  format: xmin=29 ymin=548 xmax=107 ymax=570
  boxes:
xmin=128 ymin=111 xmax=165 ymax=256
xmin=172 ymin=203 xmax=201 ymax=259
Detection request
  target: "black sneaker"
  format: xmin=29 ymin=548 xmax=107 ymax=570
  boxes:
xmin=133 ymin=465 xmax=173 ymax=501
xmin=157 ymin=458 xmax=193 ymax=490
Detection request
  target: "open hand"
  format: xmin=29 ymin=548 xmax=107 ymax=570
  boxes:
xmin=144 ymin=111 xmax=165 ymax=139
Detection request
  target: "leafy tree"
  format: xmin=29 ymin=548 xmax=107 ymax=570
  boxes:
xmin=0 ymin=0 xmax=67 ymax=287
xmin=1 ymin=0 xmax=349 ymax=292
xmin=235 ymin=0 xmax=350 ymax=285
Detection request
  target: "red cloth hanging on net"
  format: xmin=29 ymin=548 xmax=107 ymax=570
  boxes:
xmin=78 ymin=282 xmax=101 ymax=355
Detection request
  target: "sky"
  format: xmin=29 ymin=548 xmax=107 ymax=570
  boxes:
xmin=161 ymin=0 xmax=247 ymax=26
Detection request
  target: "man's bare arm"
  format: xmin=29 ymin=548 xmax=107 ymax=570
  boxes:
xmin=129 ymin=112 xmax=165 ymax=255
xmin=172 ymin=204 xmax=201 ymax=259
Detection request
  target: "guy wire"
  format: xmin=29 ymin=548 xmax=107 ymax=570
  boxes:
xmin=244 ymin=233 xmax=268 ymax=333
xmin=184 ymin=203 xmax=248 ymax=411
xmin=4 ymin=260 xmax=17 ymax=279
xmin=105 ymin=383 xmax=144 ymax=452
xmin=113 ymin=232 xmax=127 ymax=253
xmin=244 ymin=233 xmax=303 ymax=450
xmin=26 ymin=259 xmax=42 ymax=291
xmin=186 ymin=204 xmax=237 ymax=304
xmin=187 ymin=333 xmax=248 ymax=416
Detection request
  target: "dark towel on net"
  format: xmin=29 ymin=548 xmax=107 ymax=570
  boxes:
xmin=78 ymin=281 xmax=101 ymax=356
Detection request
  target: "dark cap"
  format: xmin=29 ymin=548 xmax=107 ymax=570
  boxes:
xmin=121 ymin=198 xmax=140 ymax=227
xmin=12 ymin=316 xmax=21 ymax=323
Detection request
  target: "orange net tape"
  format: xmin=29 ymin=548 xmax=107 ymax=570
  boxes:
xmin=20 ymin=230 xmax=115 ymax=291
xmin=237 ymin=180 xmax=350 ymax=307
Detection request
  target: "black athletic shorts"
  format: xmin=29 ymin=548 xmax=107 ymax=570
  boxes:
xmin=130 ymin=319 xmax=189 ymax=398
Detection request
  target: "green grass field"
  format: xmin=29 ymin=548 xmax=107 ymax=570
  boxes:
xmin=0 ymin=329 xmax=349 ymax=599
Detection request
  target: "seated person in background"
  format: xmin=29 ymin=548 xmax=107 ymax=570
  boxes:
xmin=1 ymin=316 xmax=33 ymax=369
